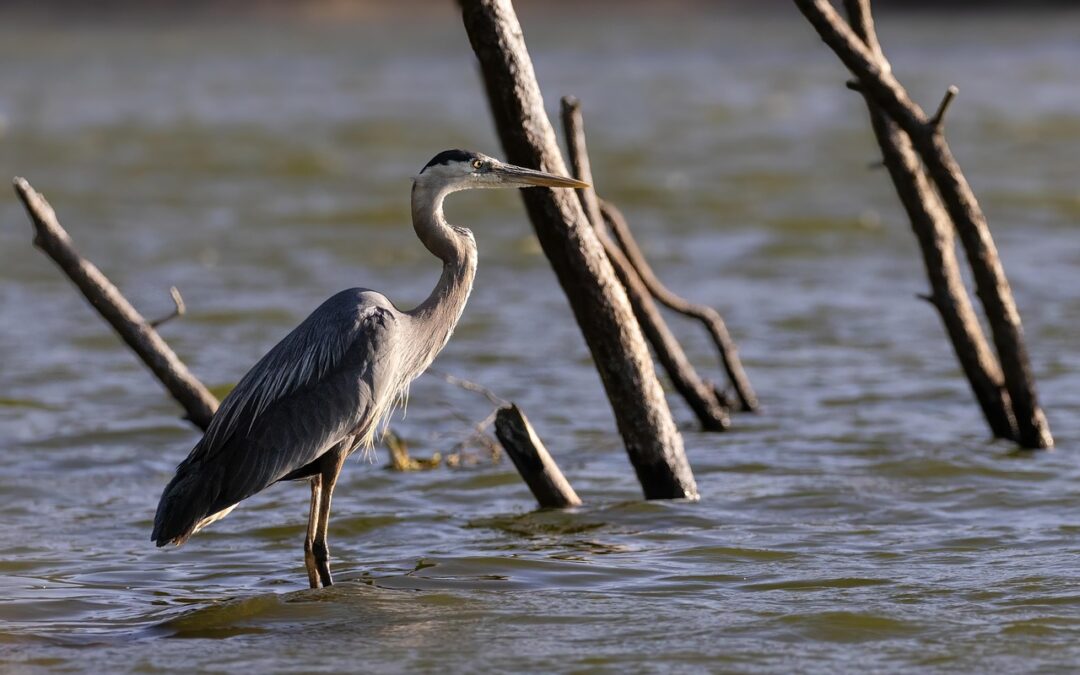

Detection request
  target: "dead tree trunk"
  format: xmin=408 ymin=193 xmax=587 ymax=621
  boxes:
xmin=13 ymin=177 xmax=218 ymax=431
xmin=793 ymin=0 xmax=1052 ymax=448
xmin=560 ymin=95 xmax=758 ymax=412
xmin=559 ymin=97 xmax=730 ymax=431
xmin=599 ymin=200 xmax=759 ymax=413
xmin=460 ymin=0 xmax=698 ymax=498
xmin=839 ymin=0 xmax=1017 ymax=441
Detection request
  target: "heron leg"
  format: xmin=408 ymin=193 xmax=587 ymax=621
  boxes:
xmin=312 ymin=445 xmax=349 ymax=587
xmin=303 ymin=474 xmax=322 ymax=589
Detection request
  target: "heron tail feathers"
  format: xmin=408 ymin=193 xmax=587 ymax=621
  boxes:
xmin=151 ymin=460 xmax=224 ymax=547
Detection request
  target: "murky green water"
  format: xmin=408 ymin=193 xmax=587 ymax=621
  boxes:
xmin=2 ymin=6 xmax=1079 ymax=672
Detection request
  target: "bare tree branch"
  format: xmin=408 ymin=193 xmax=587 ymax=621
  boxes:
xmin=428 ymin=367 xmax=507 ymax=407
xmin=794 ymin=0 xmax=1051 ymax=448
xmin=560 ymin=96 xmax=730 ymax=431
xmin=841 ymin=0 xmax=1017 ymax=440
xmin=558 ymin=96 xmax=756 ymax=412
xmin=600 ymin=200 xmax=759 ymax=412
xmin=13 ymin=177 xmax=219 ymax=430
xmin=930 ymin=85 xmax=959 ymax=131
xmin=150 ymin=286 xmax=187 ymax=328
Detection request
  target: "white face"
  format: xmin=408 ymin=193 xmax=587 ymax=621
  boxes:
xmin=413 ymin=154 xmax=504 ymax=193
xmin=413 ymin=150 xmax=587 ymax=193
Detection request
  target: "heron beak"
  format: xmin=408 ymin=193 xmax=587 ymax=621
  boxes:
xmin=493 ymin=163 xmax=590 ymax=189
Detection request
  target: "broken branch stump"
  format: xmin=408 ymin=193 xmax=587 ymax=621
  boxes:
xmin=495 ymin=405 xmax=582 ymax=508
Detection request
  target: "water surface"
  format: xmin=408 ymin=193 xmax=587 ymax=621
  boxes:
xmin=1 ymin=7 xmax=1079 ymax=673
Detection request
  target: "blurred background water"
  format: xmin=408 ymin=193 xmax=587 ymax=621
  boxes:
xmin=1 ymin=3 xmax=1079 ymax=672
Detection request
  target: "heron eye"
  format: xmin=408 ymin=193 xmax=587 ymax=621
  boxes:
xmin=472 ymin=159 xmax=484 ymax=170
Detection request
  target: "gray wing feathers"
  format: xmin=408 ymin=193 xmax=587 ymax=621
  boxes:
xmin=205 ymin=301 xmax=363 ymax=452
xmin=152 ymin=288 xmax=399 ymax=546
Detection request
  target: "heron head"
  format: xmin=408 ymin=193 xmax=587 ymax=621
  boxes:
xmin=414 ymin=149 xmax=588 ymax=193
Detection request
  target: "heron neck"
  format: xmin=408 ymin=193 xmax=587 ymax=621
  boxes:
xmin=406 ymin=182 xmax=478 ymax=366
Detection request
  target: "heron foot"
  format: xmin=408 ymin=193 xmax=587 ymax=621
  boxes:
xmin=313 ymin=540 xmax=332 ymax=587
xmin=304 ymin=540 xmax=320 ymax=588
xmin=304 ymin=538 xmax=333 ymax=588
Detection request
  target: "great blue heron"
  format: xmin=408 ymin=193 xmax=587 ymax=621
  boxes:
xmin=152 ymin=149 xmax=586 ymax=588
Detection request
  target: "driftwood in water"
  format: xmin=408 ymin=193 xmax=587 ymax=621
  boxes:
xmin=495 ymin=405 xmax=582 ymax=508
xmin=600 ymin=200 xmax=758 ymax=413
xmin=384 ymin=429 xmax=443 ymax=471
xmin=460 ymin=0 xmax=698 ymax=498
xmin=559 ymin=97 xmax=730 ymax=431
xmin=13 ymin=177 xmax=218 ymax=431
xmin=558 ymin=96 xmax=757 ymax=414
xmin=430 ymin=373 xmax=579 ymax=502
xmin=838 ymin=0 xmax=1016 ymax=441
xmin=794 ymin=0 xmax=1052 ymax=448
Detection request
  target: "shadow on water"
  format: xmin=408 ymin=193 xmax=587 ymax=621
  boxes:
xmin=153 ymin=585 xmax=403 ymax=641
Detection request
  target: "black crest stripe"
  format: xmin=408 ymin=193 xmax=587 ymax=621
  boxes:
xmin=420 ymin=149 xmax=478 ymax=173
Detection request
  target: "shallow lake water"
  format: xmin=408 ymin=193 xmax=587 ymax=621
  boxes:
xmin=1 ymin=5 xmax=1079 ymax=673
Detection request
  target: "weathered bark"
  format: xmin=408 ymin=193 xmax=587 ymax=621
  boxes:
xmin=559 ymin=97 xmax=756 ymax=413
xmin=495 ymin=405 xmax=582 ymax=508
xmin=604 ymin=237 xmax=731 ymax=431
xmin=793 ymin=0 xmax=1052 ymax=448
xmin=13 ymin=177 xmax=218 ymax=431
xmin=460 ymin=0 xmax=698 ymax=498
xmin=600 ymin=200 xmax=759 ymax=412
xmin=841 ymin=0 xmax=1016 ymax=440
xmin=559 ymin=97 xmax=730 ymax=431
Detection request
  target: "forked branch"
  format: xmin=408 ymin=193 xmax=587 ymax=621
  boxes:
xmin=600 ymin=200 xmax=759 ymax=412
xmin=840 ymin=0 xmax=1016 ymax=441
xmin=560 ymin=96 xmax=730 ymax=431
xmin=795 ymin=0 xmax=1051 ymax=448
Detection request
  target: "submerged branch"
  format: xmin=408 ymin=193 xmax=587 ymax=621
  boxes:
xmin=794 ymin=0 xmax=1052 ymax=448
xmin=560 ymin=96 xmax=730 ymax=431
xmin=13 ymin=177 xmax=218 ymax=431
xmin=384 ymin=429 xmax=442 ymax=472
xmin=495 ymin=405 xmax=582 ymax=509
xmin=560 ymin=96 xmax=757 ymax=413
xmin=461 ymin=0 xmax=697 ymax=497
xmin=841 ymin=0 xmax=1016 ymax=441
xmin=600 ymin=200 xmax=759 ymax=412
